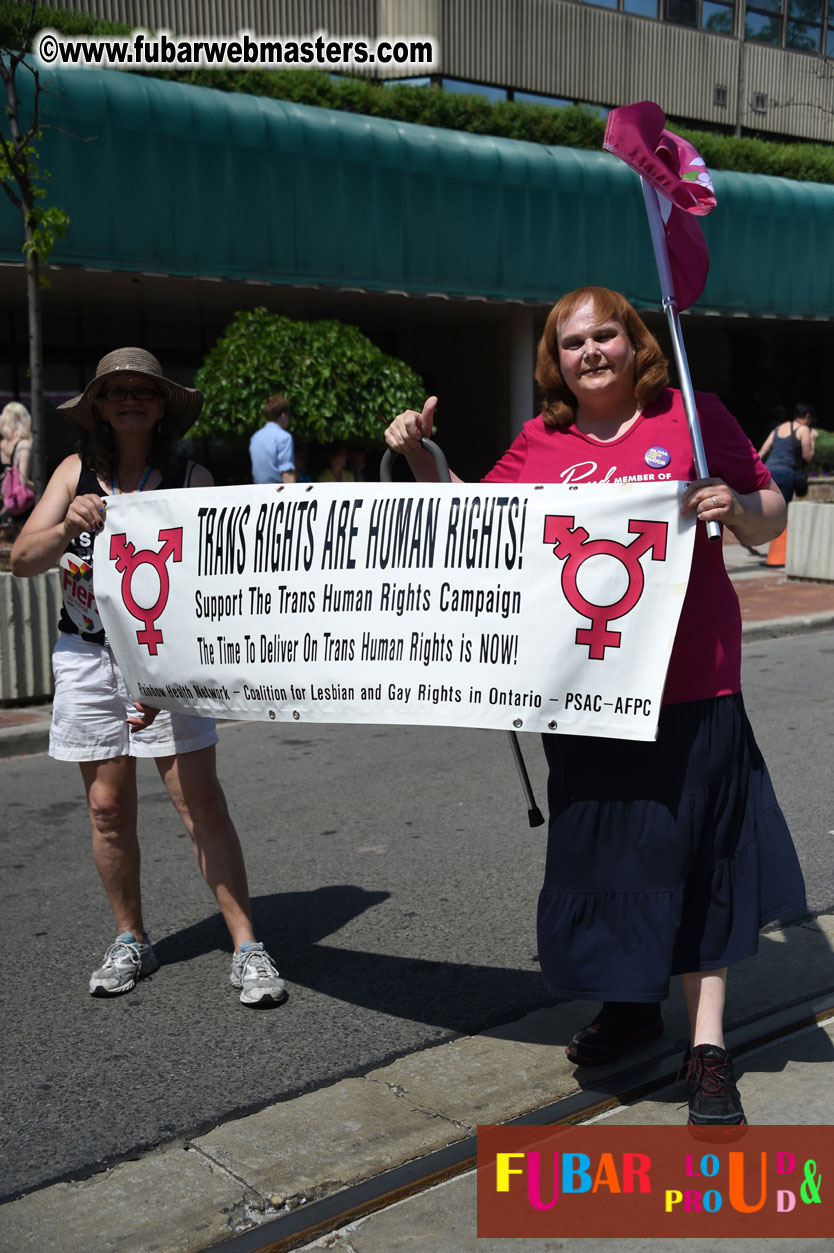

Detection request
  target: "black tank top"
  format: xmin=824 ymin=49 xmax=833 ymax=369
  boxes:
xmin=58 ymin=457 xmax=191 ymax=644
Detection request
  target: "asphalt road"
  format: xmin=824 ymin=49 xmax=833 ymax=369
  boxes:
xmin=0 ymin=630 xmax=831 ymax=1203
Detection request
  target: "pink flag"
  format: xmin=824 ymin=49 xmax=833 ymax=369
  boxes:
xmin=604 ymin=101 xmax=716 ymax=310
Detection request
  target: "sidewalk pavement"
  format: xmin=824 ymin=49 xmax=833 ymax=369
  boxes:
xmin=3 ymin=916 xmax=832 ymax=1252
xmin=1 ymin=535 xmax=833 ymax=1253
xmin=2 ymin=533 xmax=833 ymax=759
xmin=299 ymin=1012 xmax=834 ymax=1253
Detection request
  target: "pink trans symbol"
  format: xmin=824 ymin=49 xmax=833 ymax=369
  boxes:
xmin=109 ymin=529 xmax=183 ymax=655
xmin=543 ymin=515 xmax=668 ymax=659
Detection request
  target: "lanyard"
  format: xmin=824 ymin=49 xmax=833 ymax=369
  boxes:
xmin=111 ymin=464 xmax=152 ymax=495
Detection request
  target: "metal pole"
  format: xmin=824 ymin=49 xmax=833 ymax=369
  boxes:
xmin=508 ymin=729 xmax=545 ymax=827
xmin=640 ymin=178 xmax=721 ymax=543
xmin=380 ymin=439 xmax=545 ymax=827
xmin=380 ymin=439 xmax=545 ymax=825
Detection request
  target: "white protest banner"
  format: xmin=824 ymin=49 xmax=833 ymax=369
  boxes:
xmin=95 ymin=481 xmax=695 ymax=741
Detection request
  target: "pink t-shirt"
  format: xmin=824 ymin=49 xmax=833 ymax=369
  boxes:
xmin=483 ymin=389 xmax=771 ymax=704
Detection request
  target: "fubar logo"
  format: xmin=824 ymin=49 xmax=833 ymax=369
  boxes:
xmin=110 ymin=529 xmax=183 ymax=655
xmin=543 ymin=515 xmax=668 ymax=659
xmin=477 ymin=1125 xmax=829 ymax=1239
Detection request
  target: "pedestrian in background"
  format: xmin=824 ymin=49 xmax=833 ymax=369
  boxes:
xmin=0 ymin=401 xmax=36 ymax=531
xmin=758 ymin=403 xmax=814 ymax=503
xmin=318 ymin=443 xmax=354 ymax=483
xmin=385 ymin=286 xmax=806 ymax=1128
xmin=11 ymin=349 xmax=286 ymax=1008
xmin=249 ymin=394 xmax=297 ymax=484
xmin=347 ymin=445 xmax=368 ymax=482
xmin=795 ymin=401 xmax=819 ymax=461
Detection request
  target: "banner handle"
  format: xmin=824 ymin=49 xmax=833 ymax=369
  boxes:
xmin=507 ymin=728 xmax=545 ymax=828
xmin=379 ymin=438 xmax=450 ymax=485
xmin=640 ymin=177 xmax=721 ymax=543
xmin=380 ymin=438 xmax=545 ymax=828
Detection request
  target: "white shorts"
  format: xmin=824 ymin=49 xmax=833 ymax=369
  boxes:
xmin=49 ymin=634 xmax=219 ymax=762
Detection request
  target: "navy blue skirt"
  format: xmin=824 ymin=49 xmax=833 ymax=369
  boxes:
xmin=537 ymin=693 xmax=806 ymax=1003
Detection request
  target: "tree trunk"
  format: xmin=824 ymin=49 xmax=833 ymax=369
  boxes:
xmin=23 ymin=209 xmax=46 ymax=495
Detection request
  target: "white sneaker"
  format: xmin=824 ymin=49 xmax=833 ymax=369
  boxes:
xmin=230 ymin=942 xmax=287 ymax=1006
xmin=89 ymin=931 xmax=159 ymax=996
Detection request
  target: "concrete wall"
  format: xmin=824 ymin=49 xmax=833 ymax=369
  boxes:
xmin=786 ymin=500 xmax=834 ymax=581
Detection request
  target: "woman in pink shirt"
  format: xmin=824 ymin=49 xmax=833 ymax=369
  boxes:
xmin=385 ymin=287 xmax=805 ymax=1127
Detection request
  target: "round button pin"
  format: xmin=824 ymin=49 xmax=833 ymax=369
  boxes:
xmin=644 ymin=445 xmax=671 ymax=468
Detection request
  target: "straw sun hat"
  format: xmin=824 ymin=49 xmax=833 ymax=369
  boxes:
xmin=58 ymin=348 xmax=203 ymax=439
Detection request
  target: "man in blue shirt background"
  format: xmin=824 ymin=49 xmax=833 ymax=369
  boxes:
xmin=249 ymin=395 xmax=297 ymax=484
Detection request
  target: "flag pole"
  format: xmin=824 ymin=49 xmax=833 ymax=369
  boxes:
xmin=640 ymin=177 xmax=721 ymax=543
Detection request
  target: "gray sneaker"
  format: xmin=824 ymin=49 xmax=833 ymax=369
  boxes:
xmin=89 ymin=931 xmax=159 ymax=997
xmin=230 ymin=942 xmax=287 ymax=1006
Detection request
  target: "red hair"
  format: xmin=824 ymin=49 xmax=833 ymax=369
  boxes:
xmin=535 ymin=287 xmax=668 ymax=428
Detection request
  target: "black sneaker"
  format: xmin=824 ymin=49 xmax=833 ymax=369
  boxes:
xmin=566 ymin=1002 xmax=663 ymax=1066
xmin=681 ymin=1044 xmax=747 ymax=1126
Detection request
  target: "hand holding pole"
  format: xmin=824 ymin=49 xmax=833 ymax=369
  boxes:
xmin=640 ymin=178 xmax=721 ymax=543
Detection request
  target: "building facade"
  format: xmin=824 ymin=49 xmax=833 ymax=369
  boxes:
xmin=52 ymin=0 xmax=834 ymax=140
xmin=3 ymin=2 xmax=831 ymax=476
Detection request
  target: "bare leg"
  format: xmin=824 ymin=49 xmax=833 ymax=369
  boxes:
xmin=155 ymin=746 xmax=256 ymax=951
xmin=80 ymin=756 xmax=144 ymax=937
xmin=681 ymin=968 xmax=727 ymax=1049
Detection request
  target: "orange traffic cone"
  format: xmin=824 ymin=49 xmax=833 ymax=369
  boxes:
xmin=766 ymin=527 xmax=787 ymax=567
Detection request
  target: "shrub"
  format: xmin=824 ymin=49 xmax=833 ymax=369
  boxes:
xmin=0 ymin=1 xmax=130 ymax=42
xmin=812 ymin=429 xmax=834 ymax=474
xmin=193 ymin=308 xmax=424 ymax=447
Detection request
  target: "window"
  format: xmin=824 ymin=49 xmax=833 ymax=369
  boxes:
xmin=624 ymin=0 xmax=659 ymax=15
xmin=790 ymin=0 xmax=823 ymax=18
xmin=714 ymin=82 xmax=729 ymax=104
xmin=786 ymin=0 xmax=824 ymax=45
xmin=745 ymin=8 xmax=783 ymax=40
xmin=702 ymin=0 xmax=735 ymax=29
xmin=382 ymin=76 xmax=432 ymax=88
xmin=664 ymin=0 xmax=738 ymax=28
xmin=513 ymin=89 xmax=574 ymax=107
xmin=441 ymin=78 xmax=508 ymax=102
xmin=582 ymin=0 xmax=740 ymax=26
xmin=580 ymin=0 xmax=832 ymax=52
xmin=787 ymin=19 xmax=821 ymax=45
xmin=665 ymin=0 xmax=698 ymax=23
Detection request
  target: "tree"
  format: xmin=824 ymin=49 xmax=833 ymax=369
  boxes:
xmin=193 ymin=308 xmax=425 ymax=447
xmin=0 ymin=0 xmax=69 ymax=494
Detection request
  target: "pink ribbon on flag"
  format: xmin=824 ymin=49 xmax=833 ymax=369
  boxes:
xmin=604 ymin=101 xmax=716 ymax=310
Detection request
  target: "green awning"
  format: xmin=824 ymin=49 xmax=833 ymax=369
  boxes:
xmin=2 ymin=66 xmax=832 ymax=317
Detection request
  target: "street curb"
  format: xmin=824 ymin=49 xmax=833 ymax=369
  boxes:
xmin=741 ymin=610 xmax=834 ymax=641
xmin=0 ymin=710 xmax=245 ymax=759
xmin=0 ymin=611 xmax=826 ymax=756
xmin=0 ymin=723 xmax=50 ymax=759
xmin=0 ymin=615 xmax=831 ymax=759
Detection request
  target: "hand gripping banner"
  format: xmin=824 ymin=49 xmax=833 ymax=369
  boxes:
xmin=95 ymin=481 xmax=696 ymax=743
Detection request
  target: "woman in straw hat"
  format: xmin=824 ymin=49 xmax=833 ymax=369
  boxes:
xmin=11 ymin=349 xmax=286 ymax=1007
